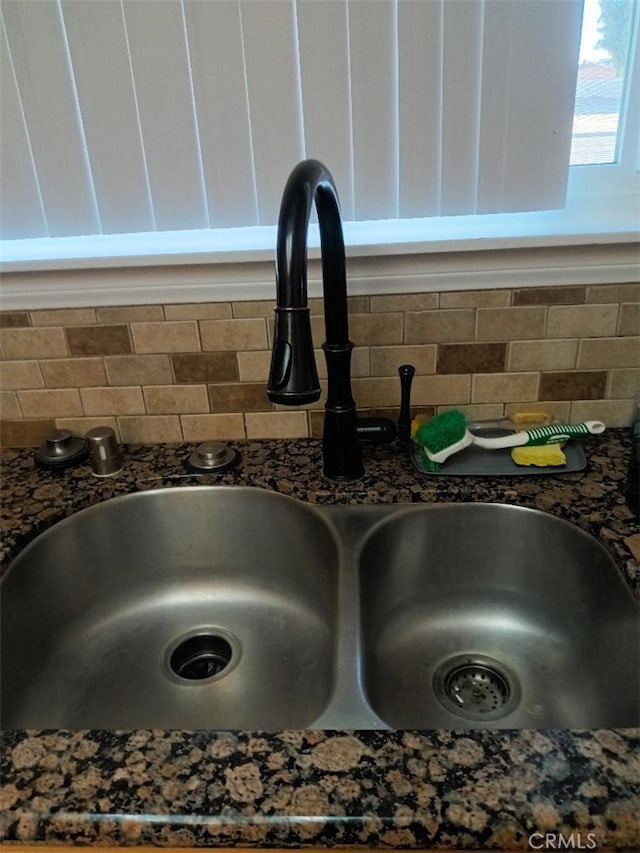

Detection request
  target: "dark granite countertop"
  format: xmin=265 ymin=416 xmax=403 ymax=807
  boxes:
xmin=1 ymin=433 xmax=639 ymax=849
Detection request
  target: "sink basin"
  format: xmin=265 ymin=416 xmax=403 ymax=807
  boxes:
xmin=2 ymin=489 xmax=637 ymax=730
xmin=0 ymin=487 xmax=339 ymax=729
xmin=359 ymin=503 xmax=639 ymax=729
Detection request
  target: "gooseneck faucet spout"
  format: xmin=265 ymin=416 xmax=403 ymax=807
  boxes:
xmin=267 ymin=159 xmax=364 ymax=481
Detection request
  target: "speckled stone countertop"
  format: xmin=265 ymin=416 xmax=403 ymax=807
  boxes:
xmin=1 ymin=432 xmax=639 ymax=850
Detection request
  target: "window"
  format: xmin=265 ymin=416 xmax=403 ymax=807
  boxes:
xmin=0 ymin=0 xmax=638 ymax=285
xmin=571 ymin=0 xmax=636 ymax=165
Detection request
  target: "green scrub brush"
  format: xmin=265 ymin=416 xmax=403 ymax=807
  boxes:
xmin=414 ymin=409 xmax=605 ymax=471
xmin=413 ymin=410 xmax=473 ymax=471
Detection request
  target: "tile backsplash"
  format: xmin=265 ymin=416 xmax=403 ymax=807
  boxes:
xmin=1 ymin=282 xmax=638 ymax=447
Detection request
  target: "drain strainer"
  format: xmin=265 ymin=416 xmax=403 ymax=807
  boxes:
xmin=166 ymin=630 xmax=239 ymax=683
xmin=433 ymin=654 xmax=520 ymax=721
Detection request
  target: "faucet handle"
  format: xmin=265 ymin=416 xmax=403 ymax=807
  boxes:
xmin=356 ymin=417 xmax=397 ymax=443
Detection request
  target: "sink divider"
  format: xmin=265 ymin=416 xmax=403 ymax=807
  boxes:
xmin=311 ymin=504 xmax=404 ymax=730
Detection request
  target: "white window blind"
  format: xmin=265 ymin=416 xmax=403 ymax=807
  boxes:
xmin=0 ymin=0 xmax=583 ymax=243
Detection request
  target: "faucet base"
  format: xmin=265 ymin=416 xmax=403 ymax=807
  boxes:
xmin=322 ymin=407 xmax=364 ymax=482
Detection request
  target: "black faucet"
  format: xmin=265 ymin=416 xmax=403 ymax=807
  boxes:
xmin=267 ymin=159 xmax=364 ymax=481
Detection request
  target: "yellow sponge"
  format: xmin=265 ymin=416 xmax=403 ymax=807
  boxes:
xmin=511 ymin=445 xmax=567 ymax=467
xmin=410 ymin=414 xmax=431 ymax=440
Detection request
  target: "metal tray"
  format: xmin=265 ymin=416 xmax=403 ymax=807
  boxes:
xmin=410 ymin=439 xmax=587 ymax=476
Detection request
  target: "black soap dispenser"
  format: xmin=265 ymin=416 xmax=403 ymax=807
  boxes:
xmin=625 ymin=402 xmax=640 ymax=519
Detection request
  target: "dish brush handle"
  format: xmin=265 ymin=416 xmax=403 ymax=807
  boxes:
xmin=472 ymin=421 xmax=606 ymax=449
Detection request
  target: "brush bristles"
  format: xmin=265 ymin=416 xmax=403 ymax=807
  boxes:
xmin=414 ymin=410 xmax=467 ymax=454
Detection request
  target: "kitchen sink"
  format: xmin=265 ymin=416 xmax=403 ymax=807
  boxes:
xmin=0 ymin=487 xmax=339 ymax=729
xmin=359 ymin=503 xmax=639 ymax=729
xmin=1 ymin=488 xmax=637 ymax=730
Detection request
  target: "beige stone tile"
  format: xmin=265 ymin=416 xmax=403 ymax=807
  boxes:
xmin=308 ymin=316 xmax=328 ymax=343
xmin=56 ymin=416 xmax=120 ymax=439
xmin=570 ymin=399 xmax=637 ymax=428
xmin=144 ymin=385 xmax=209 ymax=415
xmin=181 ymin=413 xmax=246 ymax=441
xmin=608 ymin=368 xmax=640 ymax=399
xmin=578 ymin=337 xmax=640 ymax=369
xmin=209 ymin=382 xmax=272 ymax=413
xmin=231 ymin=301 xmax=274 ymax=319
xmin=0 ymin=311 xmax=30 ymax=328
xmin=41 ymin=357 xmax=107 ymax=388
xmin=131 ymin=321 xmax=200 ymax=354
xmin=200 ymin=318 xmax=267 ymax=351
xmin=370 ymin=293 xmax=438 ymax=312
xmin=513 ymin=286 xmax=585 ymax=306
xmin=17 ymin=388 xmax=83 ymax=418
xmin=1 ymin=327 xmax=68 ymax=360
xmin=105 ymin=355 xmax=173 ymax=386
xmin=244 ymin=411 xmax=308 ymax=438
xmin=118 ymin=415 xmax=182 ymax=444
xmin=370 ymin=345 xmax=436 ymax=376
xmin=66 ymin=325 xmax=131 ymax=356
xmin=341 ymin=313 xmax=403 ymax=346
xmin=166 ymin=302 xmax=232 ymax=320
xmin=236 ymin=350 xmax=272 ymax=382
xmin=1 ymin=418 xmax=55 ymax=447
xmin=171 ymin=352 xmax=238 ymax=383
xmin=349 ymin=347 xmax=371 ymax=378
xmin=405 ymin=309 xmax=475 ymax=344
xmin=586 ymin=283 xmax=640 ymax=303
xmin=440 ymin=289 xmax=510 ymax=309
xmin=472 ymin=373 xmax=540 ymax=404
xmin=618 ymin=303 xmax=640 ymax=336
xmin=506 ymin=401 xmax=570 ymax=422
xmin=30 ymin=308 xmax=97 ymax=326
xmin=546 ymin=304 xmax=618 ymax=338
xmin=438 ymin=343 xmax=506 ymax=374
xmin=80 ymin=386 xmax=145 ymax=416
xmin=351 ymin=377 xmax=403 ymax=408
xmin=308 ymin=410 xmax=325 ymax=438
xmin=452 ymin=403 xmax=506 ymax=421
xmin=476 ymin=306 xmax=546 ymax=341
xmin=508 ymin=339 xmax=578 ymax=372
xmin=540 ymin=371 xmax=607 ymax=401
xmin=97 ymin=305 xmax=164 ymax=323
xmin=347 ymin=296 xmax=370 ymax=314
xmin=0 ymin=360 xmax=44 ymax=390
xmin=404 ymin=374 xmax=471 ymax=406
xmin=265 ymin=321 xmax=275 ymax=349
xmin=1 ymin=391 xmax=21 ymax=420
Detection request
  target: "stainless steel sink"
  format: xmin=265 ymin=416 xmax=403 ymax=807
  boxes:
xmin=1 ymin=489 xmax=638 ymax=730
xmin=0 ymin=487 xmax=339 ymax=729
xmin=358 ymin=503 xmax=639 ymax=729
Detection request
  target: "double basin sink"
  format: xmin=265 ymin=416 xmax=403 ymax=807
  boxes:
xmin=2 ymin=486 xmax=638 ymax=730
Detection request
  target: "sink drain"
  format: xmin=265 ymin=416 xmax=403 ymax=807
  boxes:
xmin=166 ymin=631 xmax=238 ymax=683
xmin=433 ymin=654 xmax=520 ymax=721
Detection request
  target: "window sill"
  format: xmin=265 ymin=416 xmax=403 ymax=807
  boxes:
xmin=1 ymin=195 xmax=638 ymax=309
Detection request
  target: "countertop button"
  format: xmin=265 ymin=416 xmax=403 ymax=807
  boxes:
xmin=35 ymin=429 xmax=89 ymax=470
xmin=185 ymin=442 xmax=241 ymax=473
